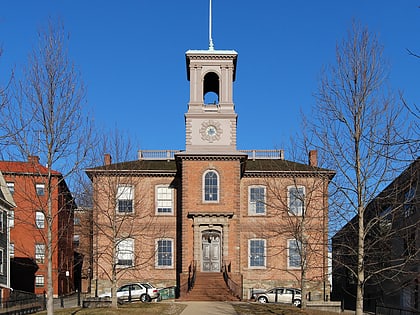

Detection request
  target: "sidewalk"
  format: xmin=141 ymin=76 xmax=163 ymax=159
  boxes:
xmin=179 ymin=301 xmax=237 ymax=315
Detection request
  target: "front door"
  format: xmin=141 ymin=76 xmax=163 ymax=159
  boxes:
xmin=202 ymin=230 xmax=221 ymax=272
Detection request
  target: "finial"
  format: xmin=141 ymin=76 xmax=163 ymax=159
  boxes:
xmin=209 ymin=0 xmax=214 ymax=50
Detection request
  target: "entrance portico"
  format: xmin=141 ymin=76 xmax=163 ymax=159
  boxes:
xmin=188 ymin=212 xmax=233 ymax=272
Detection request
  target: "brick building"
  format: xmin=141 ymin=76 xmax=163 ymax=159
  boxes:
xmin=86 ymin=46 xmax=334 ymax=301
xmin=0 ymin=156 xmax=75 ymax=297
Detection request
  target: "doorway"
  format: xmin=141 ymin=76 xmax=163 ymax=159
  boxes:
xmin=201 ymin=230 xmax=221 ymax=272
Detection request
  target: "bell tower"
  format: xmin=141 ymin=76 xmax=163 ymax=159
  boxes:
xmin=184 ymin=49 xmax=238 ymax=153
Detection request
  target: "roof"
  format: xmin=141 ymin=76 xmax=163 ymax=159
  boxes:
xmin=0 ymin=161 xmax=61 ymax=176
xmin=245 ymin=159 xmax=334 ymax=175
xmin=86 ymin=157 xmax=335 ymax=179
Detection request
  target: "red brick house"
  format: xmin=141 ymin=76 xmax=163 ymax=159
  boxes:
xmin=86 ymin=47 xmax=334 ymax=301
xmin=0 ymin=156 xmax=75 ymax=297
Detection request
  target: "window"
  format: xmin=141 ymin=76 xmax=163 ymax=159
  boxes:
xmin=249 ymin=239 xmax=266 ymax=268
xmin=204 ymin=170 xmax=218 ymax=202
xmin=156 ymin=186 xmax=174 ymax=214
xmin=117 ymin=185 xmax=134 ymax=213
xmin=36 ymin=184 xmax=45 ymax=196
xmin=35 ymin=244 xmax=45 ymax=264
xmin=288 ymin=239 xmax=302 ymax=268
xmin=156 ymin=239 xmax=173 ymax=268
xmin=35 ymin=275 xmax=45 ymax=287
xmin=249 ymin=186 xmax=266 ymax=215
xmin=74 ymin=217 xmax=81 ymax=225
xmin=9 ymin=243 xmax=14 ymax=257
xmin=403 ymin=186 xmax=416 ymax=217
xmin=9 ymin=210 xmax=14 ymax=228
xmin=117 ymin=238 xmax=134 ymax=267
xmin=73 ymin=235 xmax=80 ymax=247
xmin=0 ymin=211 xmax=3 ymax=233
xmin=6 ymin=182 xmax=14 ymax=195
xmin=0 ymin=249 xmax=3 ymax=274
xmin=35 ymin=211 xmax=45 ymax=229
xmin=288 ymin=186 xmax=305 ymax=216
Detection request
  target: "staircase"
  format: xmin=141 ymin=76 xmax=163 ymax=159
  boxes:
xmin=181 ymin=272 xmax=240 ymax=301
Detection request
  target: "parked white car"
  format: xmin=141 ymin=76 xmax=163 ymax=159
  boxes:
xmin=100 ymin=282 xmax=160 ymax=302
xmin=255 ymin=287 xmax=302 ymax=307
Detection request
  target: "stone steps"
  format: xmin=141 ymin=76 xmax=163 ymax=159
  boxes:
xmin=180 ymin=272 xmax=240 ymax=301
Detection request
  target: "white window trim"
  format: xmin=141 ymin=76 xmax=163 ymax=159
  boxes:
xmin=116 ymin=185 xmax=134 ymax=214
xmin=248 ymin=185 xmax=266 ymax=215
xmin=0 ymin=248 xmax=3 ymax=274
xmin=116 ymin=238 xmax=134 ymax=268
xmin=10 ymin=243 xmax=14 ymax=257
xmin=9 ymin=210 xmax=14 ymax=228
xmin=0 ymin=210 xmax=3 ymax=233
xmin=248 ymin=239 xmax=266 ymax=269
xmin=287 ymin=239 xmax=302 ymax=269
xmin=36 ymin=183 xmax=45 ymax=196
xmin=155 ymin=185 xmax=174 ymax=215
xmin=155 ymin=238 xmax=174 ymax=269
xmin=287 ymin=185 xmax=305 ymax=216
xmin=35 ymin=211 xmax=45 ymax=229
xmin=35 ymin=244 xmax=45 ymax=264
xmin=202 ymin=170 xmax=220 ymax=203
xmin=35 ymin=275 xmax=45 ymax=287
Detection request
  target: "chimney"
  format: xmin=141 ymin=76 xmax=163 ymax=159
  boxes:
xmin=104 ymin=154 xmax=112 ymax=166
xmin=28 ymin=156 xmax=40 ymax=164
xmin=309 ymin=150 xmax=317 ymax=167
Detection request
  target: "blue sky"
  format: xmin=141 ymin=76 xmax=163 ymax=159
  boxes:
xmin=1 ymin=1 xmax=419 ymax=159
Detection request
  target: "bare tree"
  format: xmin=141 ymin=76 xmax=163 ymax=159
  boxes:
xmin=85 ymin=130 xmax=172 ymax=308
xmin=303 ymin=22 xmax=414 ymax=314
xmin=2 ymin=19 xmax=93 ymax=315
xmin=247 ymin=155 xmax=333 ymax=309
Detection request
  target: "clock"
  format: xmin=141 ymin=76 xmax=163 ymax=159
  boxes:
xmin=206 ymin=125 xmax=217 ymax=137
xmin=200 ymin=120 xmax=222 ymax=143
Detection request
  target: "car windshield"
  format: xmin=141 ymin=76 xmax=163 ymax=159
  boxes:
xmin=142 ymin=283 xmax=153 ymax=289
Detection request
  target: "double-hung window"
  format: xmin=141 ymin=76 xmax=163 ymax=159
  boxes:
xmin=35 ymin=244 xmax=45 ymax=264
xmin=0 ymin=249 xmax=3 ymax=274
xmin=117 ymin=238 xmax=134 ymax=267
xmin=249 ymin=186 xmax=266 ymax=215
xmin=156 ymin=185 xmax=174 ymax=214
xmin=403 ymin=186 xmax=416 ymax=217
xmin=117 ymin=185 xmax=134 ymax=213
xmin=156 ymin=239 xmax=173 ymax=268
xmin=6 ymin=182 xmax=14 ymax=195
xmin=203 ymin=171 xmax=219 ymax=202
xmin=35 ymin=211 xmax=45 ymax=229
xmin=9 ymin=210 xmax=14 ymax=228
xmin=288 ymin=186 xmax=305 ymax=216
xmin=35 ymin=275 xmax=45 ymax=287
xmin=249 ymin=239 xmax=266 ymax=268
xmin=36 ymin=184 xmax=45 ymax=196
xmin=288 ymin=239 xmax=302 ymax=268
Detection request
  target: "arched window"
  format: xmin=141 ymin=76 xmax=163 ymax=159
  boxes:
xmin=203 ymin=170 xmax=219 ymax=202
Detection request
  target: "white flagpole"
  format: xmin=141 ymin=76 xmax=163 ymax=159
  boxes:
xmin=209 ymin=0 xmax=214 ymax=50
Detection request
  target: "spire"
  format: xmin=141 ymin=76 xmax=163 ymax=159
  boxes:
xmin=209 ymin=0 xmax=214 ymax=50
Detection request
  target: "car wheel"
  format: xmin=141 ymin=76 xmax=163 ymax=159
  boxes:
xmin=293 ymin=299 xmax=301 ymax=307
xmin=140 ymin=294 xmax=151 ymax=303
xmin=257 ymin=296 xmax=268 ymax=303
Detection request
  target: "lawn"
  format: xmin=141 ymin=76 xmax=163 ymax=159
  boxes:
xmin=36 ymin=301 xmax=340 ymax=315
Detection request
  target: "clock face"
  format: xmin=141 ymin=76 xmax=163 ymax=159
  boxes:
xmin=200 ymin=120 xmax=222 ymax=143
xmin=206 ymin=125 xmax=217 ymax=136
